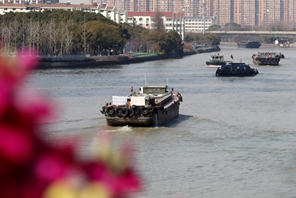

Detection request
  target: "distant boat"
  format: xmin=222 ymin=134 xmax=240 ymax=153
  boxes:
xmin=237 ymin=41 xmax=261 ymax=48
xmin=252 ymin=52 xmax=281 ymax=66
xmin=215 ymin=61 xmax=259 ymax=77
xmin=206 ymin=54 xmax=225 ymax=67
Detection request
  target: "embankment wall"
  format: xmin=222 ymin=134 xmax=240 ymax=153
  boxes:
xmin=37 ymin=47 xmax=219 ymax=69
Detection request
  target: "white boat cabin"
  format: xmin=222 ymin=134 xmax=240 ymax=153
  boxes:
xmin=111 ymin=85 xmax=171 ymax=107
xmin=139 ymin=85 xmax=168 ymax=94
xmin=210 ymin=54 xmax=224 ymax=61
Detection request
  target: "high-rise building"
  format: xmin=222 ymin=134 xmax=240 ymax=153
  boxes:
xmin=0 ymin=0 xmax=59 ymax=4
xmin=173 ymin=0 xmax=183 ymax=13
xmin=258 ymin=0 xmax=281 ymax=26
xmin=198 ymin=0 xmax=214 ymax=18
xmin=283 ymin=0 xmax=296 ymax=29
xmin=3 ymin=0 xmax=296 ymax=27
xmin=213 ymin=0 xmax=232 ymax=26
xmin=234 ymin=0 xmax=257 ymax=27
xmin=186 ymin=0 xmax=198 ymax=17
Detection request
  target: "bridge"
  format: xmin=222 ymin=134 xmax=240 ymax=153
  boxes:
xmin=206 ymin=31 xmax=296 ymax=42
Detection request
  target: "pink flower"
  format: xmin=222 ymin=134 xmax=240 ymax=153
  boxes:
xmin=0 ymin=47 xmax=142 ymax=198
xmin=0 ymin=49 xmax=39 ymax=115
xmin=82 ymin=157 xmax=142 ymax=196
xmin=0 ymin=126 xmax=34 ymax=167
xmin=34 ymin=153 xmax=73 ymax=182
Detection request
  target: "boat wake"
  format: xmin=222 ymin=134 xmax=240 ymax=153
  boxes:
xmin=99 ymin=125 xmax=133 ymax=133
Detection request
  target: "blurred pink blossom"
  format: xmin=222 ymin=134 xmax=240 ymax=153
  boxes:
xmin=0 ymin=49 xmax=142 ymax=198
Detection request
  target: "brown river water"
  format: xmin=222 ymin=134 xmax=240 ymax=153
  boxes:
xmin=28 ymin=46 xmax=296 ymax=198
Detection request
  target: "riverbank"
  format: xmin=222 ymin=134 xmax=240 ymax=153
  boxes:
xmin=37 ymin=46 xmax=220 ymax=69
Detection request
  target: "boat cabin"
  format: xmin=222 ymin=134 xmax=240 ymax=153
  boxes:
xmin=109 ymin=86 xmax=171 ymax=107
xmin=256 ymin=52 xmax=279 ymax=58
xmin=139 ymin=85 xmax=168 ymax=94
xmin=221 ymin=62 xmax=250 ymax=70
xmin=210 ymin=54 xmax=224 ymax=61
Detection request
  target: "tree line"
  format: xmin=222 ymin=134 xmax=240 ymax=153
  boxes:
xmin=184 ymin=32 xmax=221 ymax=47
xmin=0 ymin=10 xmax=185 ymax=57
xmin=0 ymin=10 xmax=125 ymax=56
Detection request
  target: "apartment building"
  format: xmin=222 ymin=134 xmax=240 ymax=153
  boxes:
xmin=183 ymin=0 xmax=197 ymax=17
xmin=0 ymin=0 xmax=59 ymax=4
xmin=197 ymin=0 xmax=213 ymax=18
xmin=0 ymin=3 xmax=128 ymax=23
xmin=215 ymin=0 xmax=232 ymax=26
xmin=2 ymin=0 xmax=296 ymax=27
xmin=258 ymin=0 xmax=281 ymax=26
xmin=233 ymin=0 xmax=257 ymax=26
xmin=127 ymin=11 xmax=185 ymax=39
xmin=194 ymin=0 xmax=285 ymax=27
xmin=184 ymin=16 xmax=216 ymax=33
xmin=283 ymin=0 xmax=296 ymax=28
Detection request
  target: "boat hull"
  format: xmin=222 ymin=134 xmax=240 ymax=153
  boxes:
xmin=206 ymin=62 xmax=224 ymax=68
xmin=206 ymin=65 xmax=221 ymax=68
xmin=252 ymin=58 xmax=280 ymax=65
xmin=105 ymin=103 xmax=180 ymax=127
xmin=216 ymin=70 xmax=258 ymax=76
xmin=237 ymin=41 xmax=261 ymax=48
xmin=216 ymin=68 xmax=258 ymax=77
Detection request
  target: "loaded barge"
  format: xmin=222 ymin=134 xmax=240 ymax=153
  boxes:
xmin=101 ymin=85 xmax=183 ymax=127
xmin=252 ymin=52 xmax=281 ymax=65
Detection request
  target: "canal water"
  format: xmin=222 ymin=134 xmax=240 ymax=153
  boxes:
xmin=28 ymin=46 xmax=296 ymax=198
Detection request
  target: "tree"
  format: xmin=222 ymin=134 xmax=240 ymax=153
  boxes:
xmin=207 ymin=24 xmax=221 ymax=31
xmin=202 ymin=33 xmax=221 ymax=46
xmin=225 ymin=23 xmax=242 ymax=31
xmin=148 ymin=30 xmax=183 ymax=56
xmin=184 ymin=33 xmax=194 ymax=42
xmin=85 ymin=21 xmax=126 ymax=54
xmin=164 ymin=31 xmax=183 ymax=55
xmin=152 ymin=10 xmax=165 ymax=33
